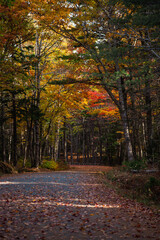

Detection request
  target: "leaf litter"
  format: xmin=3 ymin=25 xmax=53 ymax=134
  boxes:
xmin=0 ymin=166 xmax=160 ymax=239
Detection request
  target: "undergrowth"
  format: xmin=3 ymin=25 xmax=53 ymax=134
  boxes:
xmin=40 ymin=160 xmax=58 ymax=170
xmin=105 ymin=168 xmax=160 ymax=209
xmin=17 ymin=159 xmax=69 ymax=173
xmin=122 ymin=159 xmax=147 ymax=171
xmin=40 ymin=159 xmax=69 ymax=171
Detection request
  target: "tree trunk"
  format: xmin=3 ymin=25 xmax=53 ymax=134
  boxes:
xmin=76 ymin=133 xmax=79 ymax=163
xmin=24 ymin=140 xmax=27 ymax=167
xmin=117 ymin=77 xmax=134 ymax=162
xmin=34 ymin=119 xmax=40 ymax=167
xmin=32 ymin=31 xmax=41 ymax=167
xmin=54 ymin=121 xmax=60 ymax=161
xmin=145 ymin=77 xmax=152 ymax=159
xmin=98 ymin=123 xmax=103 ymax=164
xmin=8 ymin=133 xmax=12 ymax=164
xmin=82 ymin=117 xmax=85 ymax=163
xmin=11 ymin=92 xmax=17 ymax=167
xmin=63 ymin=118 xmax=68 ymax=162
xmin=0 ymin=92 xmax=5 ymax=162
xmin=69 ymin=125 xmax=73 ymax=164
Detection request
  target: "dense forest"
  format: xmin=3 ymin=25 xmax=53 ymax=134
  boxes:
xmin=0 ymin=0 xmax=160 ymax=169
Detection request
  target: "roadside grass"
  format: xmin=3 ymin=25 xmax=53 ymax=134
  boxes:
xmin=104 ymin=167 xmax=160 ymax=209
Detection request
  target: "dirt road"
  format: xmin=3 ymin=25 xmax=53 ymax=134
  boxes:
xmin=0 ymin=166 xmax=159 ymax=239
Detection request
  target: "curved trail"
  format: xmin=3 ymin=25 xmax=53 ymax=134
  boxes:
xmin=0 ymin=167 xmax=160 ymax=240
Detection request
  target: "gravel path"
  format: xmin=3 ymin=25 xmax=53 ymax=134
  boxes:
xmin=0 ymin=169 xmax=160 ymax=240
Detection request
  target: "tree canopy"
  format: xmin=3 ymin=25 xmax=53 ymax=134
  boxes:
xmin=0 ymin=0 xmax=160 ymax=168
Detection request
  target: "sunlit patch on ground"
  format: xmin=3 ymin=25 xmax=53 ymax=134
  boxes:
xmin=30 ymin=199 xmax=120 ymax=209
xmin=0 ymin=181 xmax=103 ymax=186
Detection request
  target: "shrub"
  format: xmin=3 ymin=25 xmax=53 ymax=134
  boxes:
xmin=122 ymin=159 xmax=146 ymax=171
xmin=144 ymin=177 xmax=160 ymax=200
xmin=56 ymin=160 xmax=69 ymax=170
xmin=41 ymin=160 xmax=58 ymax=170
xmin=17 ymin=158 xmax=31 ymax=169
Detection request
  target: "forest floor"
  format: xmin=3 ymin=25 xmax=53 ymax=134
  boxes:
xmin=0 ymin=166 xmax=160 ymax=240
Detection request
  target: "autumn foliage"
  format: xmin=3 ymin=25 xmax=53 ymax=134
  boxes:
xmin=0 ymin=0 xmax=160 ymax=168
